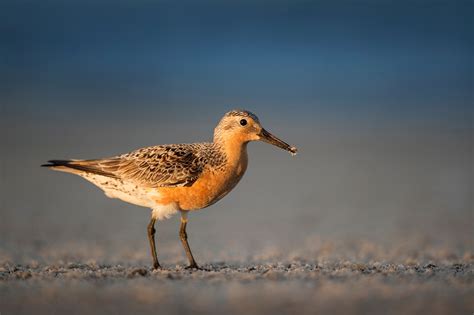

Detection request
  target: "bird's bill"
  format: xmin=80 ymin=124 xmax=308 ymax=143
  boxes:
xmin=259 ymin=128 xmax=298 ymax=156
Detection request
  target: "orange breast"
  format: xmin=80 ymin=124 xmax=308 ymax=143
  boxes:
xmin=154 ymin=146 xmax=248 ymax=210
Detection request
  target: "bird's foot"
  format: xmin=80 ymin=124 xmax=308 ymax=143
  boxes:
xmin=152 ymin=262 xmax=162 ymax=270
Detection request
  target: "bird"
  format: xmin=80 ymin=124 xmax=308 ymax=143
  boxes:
xmin=42 ymin=109 xmax=298 ymax=270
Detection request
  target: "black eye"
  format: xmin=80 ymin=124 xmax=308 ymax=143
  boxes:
xmin=240 ymin=119 xmax=247 ymax=126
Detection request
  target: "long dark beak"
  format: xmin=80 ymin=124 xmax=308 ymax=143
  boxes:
xmin=259 ymin=128 xmax=298 ymax=156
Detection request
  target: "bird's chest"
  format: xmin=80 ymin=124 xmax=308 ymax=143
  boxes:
xmin=187 ymin=153 xmax=248 ymax=210
xmin=157 ymin=151 xmax=248 ymax=210
xmin=210 ymin=154 xmax=248 ymax=202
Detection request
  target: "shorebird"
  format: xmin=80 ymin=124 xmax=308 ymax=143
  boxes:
xmin=42 ymin=109 xmax=297 ymax=269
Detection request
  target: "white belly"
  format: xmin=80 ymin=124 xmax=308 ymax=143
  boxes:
xmin=80 ymin=173 xmax=179 ymax=220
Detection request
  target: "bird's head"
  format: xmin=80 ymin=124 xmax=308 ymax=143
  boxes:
xmin=214 ymin=109 xmax=298 ymax=155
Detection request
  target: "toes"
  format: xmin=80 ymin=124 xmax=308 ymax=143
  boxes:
xmin=184 ymin=264 xmax=210 ymax=271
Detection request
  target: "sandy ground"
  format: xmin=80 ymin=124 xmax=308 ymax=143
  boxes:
xmin=1 ymin=241 xmax=472 ymax=315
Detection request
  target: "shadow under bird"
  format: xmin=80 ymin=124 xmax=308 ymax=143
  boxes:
xmin=42 ymin=109 xmax=298 ymax=269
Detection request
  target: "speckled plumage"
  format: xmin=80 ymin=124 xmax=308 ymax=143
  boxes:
xmin=64 ymin=142 xmax=228 ymax=188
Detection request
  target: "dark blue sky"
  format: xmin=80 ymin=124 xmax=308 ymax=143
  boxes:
xmin=1 ymin=0 xmax=472 ymax=126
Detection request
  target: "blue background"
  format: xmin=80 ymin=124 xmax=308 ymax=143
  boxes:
xmin=1 ymin=0 xmax=472 ymax=263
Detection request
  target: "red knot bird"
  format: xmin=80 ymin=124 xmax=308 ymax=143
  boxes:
xmin=42 ymin=109 xmax=298 ymax=270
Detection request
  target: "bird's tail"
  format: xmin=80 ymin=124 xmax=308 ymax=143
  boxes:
xmin=41 ymin=159 xmax=117 ymax=177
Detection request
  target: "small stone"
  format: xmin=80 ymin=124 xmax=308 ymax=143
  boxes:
xmin=128 ymin=268 xmax=148 ymax=277
xmin=15 ymin=271 xmax=32 ymax=280
xmin=264 ymin=270 xmax=284 ymax=280
xmin=27 ymin=260 xmax=40 ymax=269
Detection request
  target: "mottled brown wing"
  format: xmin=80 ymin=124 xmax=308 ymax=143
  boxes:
xmin=78 ymin=145 xmax=207 ymax=187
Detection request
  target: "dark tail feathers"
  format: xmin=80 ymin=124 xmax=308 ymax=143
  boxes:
xmin=41 ymin=160 xmax=73 ymax=167
xmin=41 ymin=159 xmax=118 ymax=178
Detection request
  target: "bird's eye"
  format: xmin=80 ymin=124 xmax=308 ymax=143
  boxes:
xmin=240 ymin=119 xmax=247 ymax=126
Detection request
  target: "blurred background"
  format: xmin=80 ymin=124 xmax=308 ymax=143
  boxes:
xmin=1 ymin=0 xmax=472 ymax=264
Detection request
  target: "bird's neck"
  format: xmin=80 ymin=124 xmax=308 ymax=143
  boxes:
xmin=213 ymin=136 xmax=249 ymax=169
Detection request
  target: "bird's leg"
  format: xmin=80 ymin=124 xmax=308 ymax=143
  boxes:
xmin=179 ymin=212 xmax=199 ymax=269
xmin=147 ymin=217 xmax=161 ymax=270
